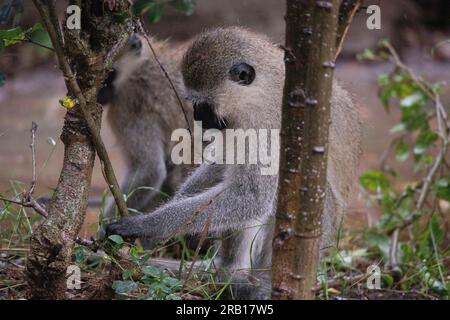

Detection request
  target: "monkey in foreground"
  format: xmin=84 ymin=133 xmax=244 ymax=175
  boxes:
xmin=97 ymin=34 xmax=193 ymax=231
xmin=107 ymin=27 xmax=361 ymax=299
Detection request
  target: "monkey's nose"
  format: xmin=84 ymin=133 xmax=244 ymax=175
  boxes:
xmin=129 ymin=34 xmax=142 ymax=51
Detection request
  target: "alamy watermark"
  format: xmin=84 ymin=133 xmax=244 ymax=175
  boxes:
xmin=366 ymin=4 xmax=381 ymax=30
xmin=366 ymin=265 xmax=381 ymax=290
xmin=171 ymin=121 xmax=280 ymax=175
xmin=66 ymin=265 xmax=81 ymax=290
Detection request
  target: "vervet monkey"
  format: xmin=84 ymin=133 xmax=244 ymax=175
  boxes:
xmin=97 ymin=34 xmax=193 ymax=228
xmin=107 ymin=27 xmax=361 ymax=299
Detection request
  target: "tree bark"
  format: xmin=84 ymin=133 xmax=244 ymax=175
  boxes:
xmin=272 ymin=0 xmax=339 ymax=300
xmin=27 ymin=0 xmax=134 ymax=299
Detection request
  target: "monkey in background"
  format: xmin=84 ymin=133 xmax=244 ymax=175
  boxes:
xmin=107 ymin=27 xmax=361 ymax=299
xmin=97 ymin=34 xmax=193 ymax=234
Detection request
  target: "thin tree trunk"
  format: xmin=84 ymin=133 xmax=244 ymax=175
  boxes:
xmin=27 ymin=0 xmax=134 ymax=299
xmin=272 ymin=0 xmax=339 ymax=300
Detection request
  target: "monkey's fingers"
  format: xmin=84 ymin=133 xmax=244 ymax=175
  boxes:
xmin=105 ymin=218 xmax=138 ymax=243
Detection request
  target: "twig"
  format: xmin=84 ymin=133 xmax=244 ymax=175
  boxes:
xmin=0 ymin=122 xmax=48 ymax=218
xmin=382 ymin=41 xmax=438 ymax=103
xmin=136 ymin=20 xmax=192 ymax=136
xmin=388 ymin=228 xmax=401 ymax=276
xmin=28 ymin=122 xmax=37 ymax=196
xmin=182 ymin=211 xmax=212 ymax=291
xmin=75 ymin=237 xmax=100 ymax=252
xmin=32 ymin=0 xmax=129 ymax=217
xmin=335 ymin=0 xmax=361 ymax=61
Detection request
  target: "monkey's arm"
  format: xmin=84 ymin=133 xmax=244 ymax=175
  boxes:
xmin=174 ymin=163 xmax=226 ymax=198
xmin=106 ymin=169 xmax=266 ymax=242
xmin=102 ymin=143 xmax=168 ymax=227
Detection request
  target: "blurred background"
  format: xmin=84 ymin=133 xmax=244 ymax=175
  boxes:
xmin=0 ymin=0 xmax=449 ymax=236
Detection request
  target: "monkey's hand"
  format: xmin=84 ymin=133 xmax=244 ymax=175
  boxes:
xmin=105 ymin=215 xmax=164 ymax=248
xmin=105 ymin=216 xmax=140 ymax=242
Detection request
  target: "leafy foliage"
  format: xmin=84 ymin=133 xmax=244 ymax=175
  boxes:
xmin=106 ymin=236 xmax=182 ymax=300
xmin=354 ymin=41 xmax=449 ymax=297
xmin=0 ymin=23 xmax=47 ymax=47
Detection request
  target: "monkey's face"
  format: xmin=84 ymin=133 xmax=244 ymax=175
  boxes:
xmin=181 ymin=27 xmax=283 ymax=130
xmin=97 ymin=34 xmax=146 ymax=105
xmin=186 ymin=62 xmax=256 ymax=131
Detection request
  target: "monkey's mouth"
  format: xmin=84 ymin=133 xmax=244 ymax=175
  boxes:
xmin=193 ymin=102 xmax=229 ymax=130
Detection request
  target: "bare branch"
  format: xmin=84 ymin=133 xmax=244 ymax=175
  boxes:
xmin=32 ymin=0 xmax=129 ymax=217
xmin=335 ymin=0 xmax=361 ymax=61
xmin=0 ymin=122 xmax=48 ymax=218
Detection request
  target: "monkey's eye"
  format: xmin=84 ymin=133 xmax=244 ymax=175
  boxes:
xmin=229 ymin=63 xmax=255 ymax=85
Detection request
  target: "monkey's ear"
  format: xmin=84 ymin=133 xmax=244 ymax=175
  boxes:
xmin=229 ymin=63 xmax=255 ymax=86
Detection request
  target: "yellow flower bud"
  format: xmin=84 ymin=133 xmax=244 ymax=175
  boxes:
xmin=59 ymin=96 xmax=77 ymax=109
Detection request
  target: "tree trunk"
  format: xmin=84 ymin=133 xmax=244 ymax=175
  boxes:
xmin=27 ymin=109 xmax=99 ymax=299
xmin=272 ymin=0 xmax=339 ymax=300
xmin=27 ymin=0 xmax=134 ymax=299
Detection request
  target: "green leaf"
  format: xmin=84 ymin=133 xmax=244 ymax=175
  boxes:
xmin=162 ymin=276 xmax=181 ymax=288
xmin=112 ymin=280 xmax=138 ymax=294
xmin=356 ymin=48 xmax=376 ymax=62
xmin=31 ymin=22 xmax=44 ymax=33
xmin=395 ymin=140 xmax=409 ymax=162
xmin=414 ymin=129 xmax=438 ymax=156
xmin=436 ymin=177 xmax=450 ymax=201
xmin=142 ymin=265 xmax=161 ymax=278
xmin=359 ymin=170 xmax=391 ymax=192
xmin=400 ymin=92 xmax=425 ymax=108
xmin=29 ymin=27 xmax=52 ymax=52
xmin=0 ymin=26 xmax=25 ymax=46
xmin=108 ymin=234 xmax=124 ymax=245
xmin=382 ymin=273 xmax=394 ymax=288
xmin=74 ymin=245 xmax=89 ymax=265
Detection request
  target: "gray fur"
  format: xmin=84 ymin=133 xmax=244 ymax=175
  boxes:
xmin=101 ymin=34 xmax=192 ymax=229
xmin=107 ymin=27 xmax=361 ymax=299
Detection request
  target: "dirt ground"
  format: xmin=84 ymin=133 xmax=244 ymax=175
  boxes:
xmin=0 ymin=0 xmax=449 ymax=235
